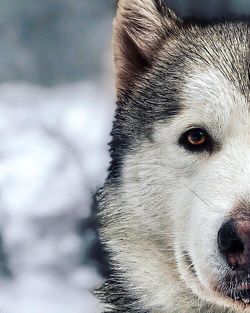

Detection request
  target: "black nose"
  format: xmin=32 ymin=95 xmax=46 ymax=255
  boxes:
xmin=218 ymin=220 xmax=245 ymax=270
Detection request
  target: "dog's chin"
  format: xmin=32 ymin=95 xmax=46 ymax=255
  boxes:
xmin=214 ymin=272 xmax=250 ymax=310
xmin=212 ymin=284 xmax=250 ymax=312
xmin=177 ymin=250 xmax=250 ymax=311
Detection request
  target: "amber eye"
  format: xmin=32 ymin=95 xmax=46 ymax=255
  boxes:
xmin=179 ymin=127 xmax=212 ymax=153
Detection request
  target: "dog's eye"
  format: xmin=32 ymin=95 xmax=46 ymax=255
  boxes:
xmin=179 ymin=128 xmax=212 ymax=152
xmin=187 ymin=129 xmax=207 ymax=146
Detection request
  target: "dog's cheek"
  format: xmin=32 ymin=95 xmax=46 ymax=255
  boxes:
xmin=186 ymin=166 xmax=236 ymax=288
xmin=189 ymin=209 xmax=224 ymax=288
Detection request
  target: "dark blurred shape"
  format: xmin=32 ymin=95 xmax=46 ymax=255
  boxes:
xmin=0 ymin=232 xmax=12 ymax=278
xmin=167 ymin=0 xmax=231 ymax=17
xmin=78 ymin=195 xmax=110 ymax=278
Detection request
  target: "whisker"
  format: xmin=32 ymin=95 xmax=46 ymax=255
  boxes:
xmin=183 ymin=184 xmax=218 ymax=211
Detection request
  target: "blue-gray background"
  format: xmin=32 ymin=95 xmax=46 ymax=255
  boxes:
xmin=0 ymin=1 xmax=249 ymax=313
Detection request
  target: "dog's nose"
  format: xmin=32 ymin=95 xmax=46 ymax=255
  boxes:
xmin=218 ymin=220 xmax=247 ymax=270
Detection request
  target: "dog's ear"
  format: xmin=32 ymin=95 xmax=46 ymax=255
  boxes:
xmin=114 ymin=0 xmax=181 ymax=91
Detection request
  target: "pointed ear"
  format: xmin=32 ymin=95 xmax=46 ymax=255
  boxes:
xmin=113 ymin=0 xmax=181 ymax=91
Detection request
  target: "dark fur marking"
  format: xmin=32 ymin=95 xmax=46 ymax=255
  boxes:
xmin=97 ymin=274 xmax=150 ymax=313
xmin=108 ymin=54 xmax=184 ymax=182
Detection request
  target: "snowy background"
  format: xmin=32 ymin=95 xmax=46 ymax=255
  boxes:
xmin=0 ymin=82 xmax=115 ymax=311
xmin=0 ymin=1 xmax=116 ymax=312
xmin=0 ymin=80 xmax=115 ymax=313
xmin=0 ymin=1 xmax=250 ymax=313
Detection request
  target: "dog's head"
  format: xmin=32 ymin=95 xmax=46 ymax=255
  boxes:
xmin=109 ymin=0 xmax=250 ymax=311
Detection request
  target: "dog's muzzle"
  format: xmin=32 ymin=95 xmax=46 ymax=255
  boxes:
xmin=217 ymin=219 xmax=250 ymax=304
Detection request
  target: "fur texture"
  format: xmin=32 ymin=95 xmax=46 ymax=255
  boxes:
xmin=97 ymin=0 xmax=250 ymax=312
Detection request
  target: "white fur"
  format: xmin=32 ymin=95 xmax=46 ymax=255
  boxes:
xmin=102 ymin=67 xmax=250 ymax=312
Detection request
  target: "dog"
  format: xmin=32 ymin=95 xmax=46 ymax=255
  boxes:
xmin=97 ymin=0 xmax=250 ymax=312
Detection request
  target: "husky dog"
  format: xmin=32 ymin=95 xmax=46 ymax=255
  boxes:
xmin=97 ymin=0 xmax=250 ymax=312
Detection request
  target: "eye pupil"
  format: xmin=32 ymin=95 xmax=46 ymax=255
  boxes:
xmin=188 ymin=130 xmax=206 ymax=145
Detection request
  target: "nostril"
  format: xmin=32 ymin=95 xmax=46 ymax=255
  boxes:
xmin=229 ymin=239 xmax=244 ymax=254
xmin=218 ymin=220 xmax=244 ymax=256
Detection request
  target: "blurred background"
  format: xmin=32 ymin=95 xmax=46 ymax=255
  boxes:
xmin=0 ymin=1 xmax=250 ymax=313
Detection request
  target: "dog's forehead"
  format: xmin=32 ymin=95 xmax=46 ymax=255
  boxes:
xmin=176 ymin=21 xmax=250 ymax=125
xmin=181 ymin=66 xmax=250 ymax=132
xmin=179 ymin=21 xmax=250 ymax=102
xmin=184 ymin=67 xmax=248 ymax=112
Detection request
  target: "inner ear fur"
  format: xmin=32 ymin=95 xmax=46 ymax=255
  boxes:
xmin=113 ymin=0 xmax=181 ymax=91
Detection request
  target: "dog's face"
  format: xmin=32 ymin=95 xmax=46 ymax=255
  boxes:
xmin=110 ymin=0 xmax=250 ymax=311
